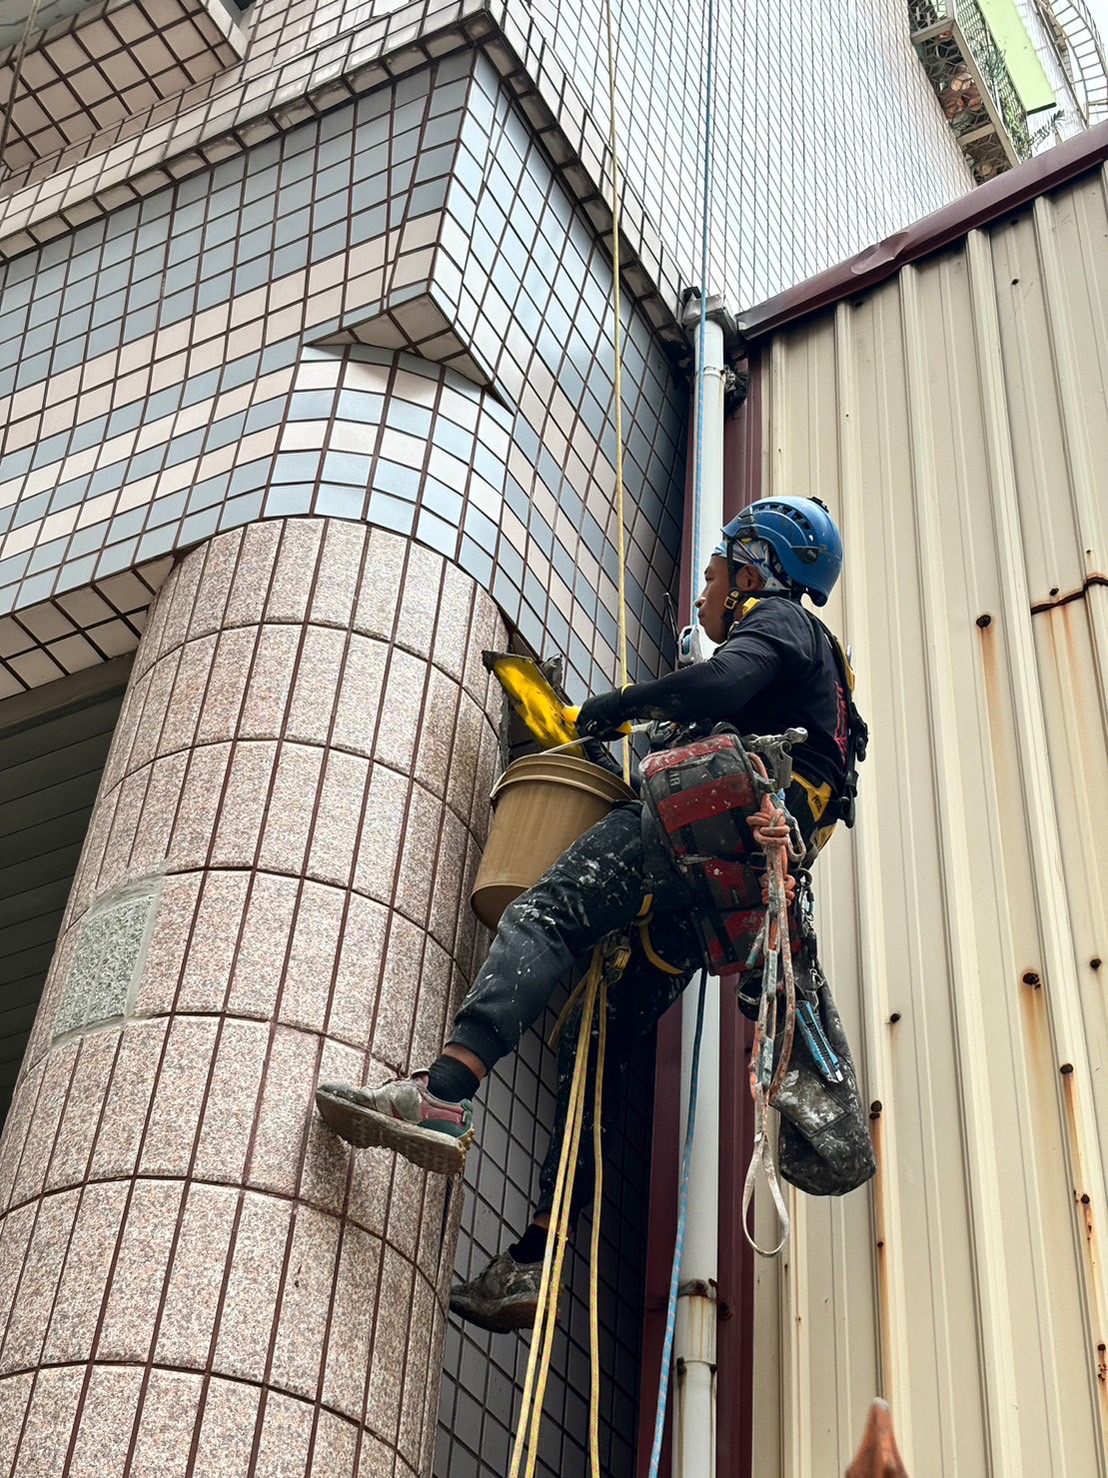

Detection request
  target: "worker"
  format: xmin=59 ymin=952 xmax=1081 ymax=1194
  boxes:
xmin=316 ymin=495 xmax=872 ymax=1332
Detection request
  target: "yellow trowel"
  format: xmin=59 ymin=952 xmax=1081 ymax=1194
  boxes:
xmin=482 ymin=651 xmax=580 ymax=749
xmin=482 ymin=651 xmax=634 ymax=750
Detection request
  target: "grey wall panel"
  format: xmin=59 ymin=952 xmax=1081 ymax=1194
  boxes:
xmin=0 ymin=682 xmax=125 ymax=1127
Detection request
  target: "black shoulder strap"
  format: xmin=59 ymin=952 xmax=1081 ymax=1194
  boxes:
xmin=807 ymin=614 xmax=869 ymax=828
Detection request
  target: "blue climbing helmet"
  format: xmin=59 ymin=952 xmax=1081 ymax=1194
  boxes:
xmin=720 ymin=496 xmax=842 ymax=607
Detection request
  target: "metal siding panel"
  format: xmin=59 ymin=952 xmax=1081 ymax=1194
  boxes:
xmin=751 ymin=178 xmax=1108 ymax=1472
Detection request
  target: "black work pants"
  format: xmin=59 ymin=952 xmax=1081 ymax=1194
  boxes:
xmin=450 ymin=802 xmax=694 ymax=1068
xmin=449 ymin=801 xmax=700 ymax=1226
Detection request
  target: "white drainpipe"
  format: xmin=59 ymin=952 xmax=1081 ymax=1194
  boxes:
xmin=673 ymin=300 xmax=728 ymax=1478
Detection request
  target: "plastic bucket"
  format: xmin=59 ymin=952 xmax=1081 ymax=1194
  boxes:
xmin=470 ymin=753 xmax=635 ymax=928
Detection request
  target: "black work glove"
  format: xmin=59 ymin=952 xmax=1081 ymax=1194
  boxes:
xmin=576 ymin=687 xmax=628 ymax=739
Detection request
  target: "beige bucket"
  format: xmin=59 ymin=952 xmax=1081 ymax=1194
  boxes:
xmin=470 ymin=753 xmax=635 ymax=928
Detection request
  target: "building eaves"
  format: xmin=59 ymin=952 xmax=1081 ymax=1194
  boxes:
xmin=737 ymin=120 xmax=1108 ymax=344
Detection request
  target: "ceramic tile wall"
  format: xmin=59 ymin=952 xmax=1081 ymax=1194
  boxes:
xmin=0 ymin=0 xmax=242 ymax=175
xmin=0 ymin=518 xmax=504 ymax=1476
xmin=530 ymin=0 xmax=976 ymax=304
xmin=443 ymin=1022 xmax=655 ymax=1477
xmin=0 ymin=0 xmax=977 ymax=315
xmin=0 ymin=44 xmax=686 ymax=1476
xmin=0 ymin=51 xmax=686 ymax=711
xmin=0 ymin=559 xmax=169 ymax=699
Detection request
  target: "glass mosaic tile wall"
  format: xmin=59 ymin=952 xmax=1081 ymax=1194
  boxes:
xmin=533 ymin=0 xmax=975 ymax=304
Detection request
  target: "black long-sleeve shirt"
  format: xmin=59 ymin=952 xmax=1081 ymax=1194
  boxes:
xmin=620 ymin=596 xmax=849 ymax=794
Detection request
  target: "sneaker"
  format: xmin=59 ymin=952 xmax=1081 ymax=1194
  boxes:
xmin=449 ymin=1252 xmax=544 ymax=1333
xmin=315 ymin=1071 xmax=474 ymax=1175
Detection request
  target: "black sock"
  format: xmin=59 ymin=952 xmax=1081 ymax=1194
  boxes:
xmin=508 ymin=1222 xmax=549 ymax=1265
xmin=426 ymin=1055 xmax=480 ymax=1104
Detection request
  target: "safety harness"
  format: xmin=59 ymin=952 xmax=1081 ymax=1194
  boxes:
xmin=808 ymin=611 xmax=869 ymax=830
xmin=639 ymin=730 xmax=799 ymax=973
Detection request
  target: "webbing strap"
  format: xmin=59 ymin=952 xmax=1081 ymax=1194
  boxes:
xmin=741 ymin=1095 xmax=790 ymax=1258
xmin=741 ymin=772 xmax=804 ymax=1258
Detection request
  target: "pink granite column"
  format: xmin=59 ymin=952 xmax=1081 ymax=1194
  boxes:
xmin=0 ymin=517 xmax=504 ymax=1475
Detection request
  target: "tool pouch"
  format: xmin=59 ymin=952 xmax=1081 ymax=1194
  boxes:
xmin=639 ymin=732 xmax=799 ymax=973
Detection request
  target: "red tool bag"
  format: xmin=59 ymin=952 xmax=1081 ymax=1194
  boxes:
xmin=640 ymin=732 xmax=800 ymax=974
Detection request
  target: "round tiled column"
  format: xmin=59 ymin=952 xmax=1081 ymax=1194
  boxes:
xmin=0 ymin=516 xmax=505 ymax=1475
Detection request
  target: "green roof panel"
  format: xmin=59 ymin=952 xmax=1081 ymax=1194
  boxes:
xmin=977 ymin=0 xmax=1058 ymax=113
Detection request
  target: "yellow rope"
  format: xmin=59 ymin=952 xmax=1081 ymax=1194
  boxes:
xmin=509 ymin=1 xmax=629 ymax=1463
xmin=603 ymin=0 xmax=631 ymax=786
xmin=507 ymin=949 xmax=604 ymax=1478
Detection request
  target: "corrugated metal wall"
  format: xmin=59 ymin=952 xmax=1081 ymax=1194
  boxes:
xmin=750 ymin=165 xmax=1108 ymax=1475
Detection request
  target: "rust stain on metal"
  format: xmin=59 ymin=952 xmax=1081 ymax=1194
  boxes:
xmin=1079 ymin=1193 xmax=1094 ymax=1243
xmin=1061 ymin=598 xmax=1079 ymax=656
xmin=1017 ymin=977 xmax=1054 ymax=1187
xmin=1018 ymin=962 xmax=1049 ymax=1070
xmin=976 ymin=618 xmax=1005 ymax=763
xmin=869 ymin=1111 xmax=896 ymax=1416
xmin=1029 ymin=572 xmax=1107 ymax=615
xmin=1062 ymin=1070 xmax=1082 ymax=1163
xmin=1060 ymin=1070 xmax=1108 ymax=1415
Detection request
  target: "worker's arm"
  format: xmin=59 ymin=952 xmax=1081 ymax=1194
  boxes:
xmin=577 ymin=623 xmax=783 ymax=736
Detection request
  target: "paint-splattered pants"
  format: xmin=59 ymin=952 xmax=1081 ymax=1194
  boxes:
xmin=450 ymin=780 xmax=830 ymax=1226
xmin=449 ymin=801 xmax=702 ymax=1224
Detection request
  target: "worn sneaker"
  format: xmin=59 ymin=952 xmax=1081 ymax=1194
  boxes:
xmin=449 ymin=1252 xmax=544 ymax=1333
xmin=315 ymin=1071 xmax=474 ymax=1175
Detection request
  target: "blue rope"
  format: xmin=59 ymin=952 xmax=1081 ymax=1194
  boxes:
xmin=647 ymin=967 xmax=708 ymax=1477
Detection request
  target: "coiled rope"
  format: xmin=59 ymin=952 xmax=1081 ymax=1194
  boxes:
xmin=742 ymin=770 xmax=806 ymax=1258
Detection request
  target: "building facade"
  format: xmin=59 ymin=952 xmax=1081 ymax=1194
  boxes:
xmin=0 ymin=0 xmax=1096 ymax=1472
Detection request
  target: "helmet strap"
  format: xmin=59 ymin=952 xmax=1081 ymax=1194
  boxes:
xmin=721 ymin=585 xmax=743 ymax=635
